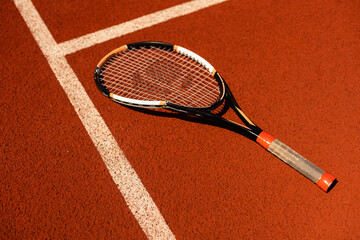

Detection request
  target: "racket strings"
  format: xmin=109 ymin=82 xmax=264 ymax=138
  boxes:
xmin=103 ymin=48 xmax=218 ymax=105
xmin=104 ymin=51 xmax=218 ymax=105
xmin=100 ymin=46 xmax=221 ymax=108
xmin=103 ymin=50 xmax=197 ymax=100
xmin=102 ymin=47 xmax=219 ymax=107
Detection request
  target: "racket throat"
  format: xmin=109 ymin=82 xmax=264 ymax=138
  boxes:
xmin=227 ymin=121 xmax=262 ymax=141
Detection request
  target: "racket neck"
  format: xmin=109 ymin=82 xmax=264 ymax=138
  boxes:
xmin=224 ymin=89 xmax=262 ymax=139
xmin=224 ymin=120 xmax=262 ymax=142
xmin=166 ymin=102 xmax=262 ymax=141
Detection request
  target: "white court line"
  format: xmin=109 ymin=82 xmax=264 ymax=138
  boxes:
xmin=14 ymin=0 xmax=227 ymax=239
xmin=58 ymin=0 xmax=228 ymax=55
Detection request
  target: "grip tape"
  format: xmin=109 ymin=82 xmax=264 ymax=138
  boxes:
xmin=268 ymin=139 xmax=324 ymax=183
xmin=257 ymin=131 xmax=336 ymax=192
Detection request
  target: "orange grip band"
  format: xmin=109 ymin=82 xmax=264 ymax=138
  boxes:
xmin=256 ymin=131 xmax=276 ymax=149
xmin=316 ymin=172 xmax=336 ymax=192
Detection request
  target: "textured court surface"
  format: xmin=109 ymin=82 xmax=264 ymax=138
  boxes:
xmin=1 ymin=0 xmax=360 ymax=239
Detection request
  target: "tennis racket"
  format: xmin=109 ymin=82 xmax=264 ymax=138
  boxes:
xmin=94 ymin=41 xmax=336 ymax=192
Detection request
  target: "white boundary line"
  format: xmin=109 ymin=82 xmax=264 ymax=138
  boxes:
xmin=14 ymin=0 xmax=227 ymax=239
xmin=58 ymin=0 xmax=228 ymax=55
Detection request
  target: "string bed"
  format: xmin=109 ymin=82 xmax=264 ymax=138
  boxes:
xmin=99 ymin=46 xmax=221 ymax=108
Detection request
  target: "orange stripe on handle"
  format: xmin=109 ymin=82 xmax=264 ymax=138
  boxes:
xmin=256 ymin=131 xmax=275 ymax=149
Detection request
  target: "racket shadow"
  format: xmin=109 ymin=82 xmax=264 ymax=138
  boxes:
xmin=122 ymin=99 xmax=248 ymax=135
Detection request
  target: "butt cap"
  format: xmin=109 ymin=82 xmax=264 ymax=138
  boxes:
xmin=317 ymin=173 xmax=336 ymax=192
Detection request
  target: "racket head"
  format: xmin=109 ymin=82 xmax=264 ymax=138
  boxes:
xmin=94 ymin=41 xmax=226 ymax=111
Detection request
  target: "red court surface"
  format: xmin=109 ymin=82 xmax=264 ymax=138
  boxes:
xmin=1 ymin=0 xmax=359 ymax=239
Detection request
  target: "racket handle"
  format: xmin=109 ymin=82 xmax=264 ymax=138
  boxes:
xmin=256 ymin=131 xmax=336 ymax=192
